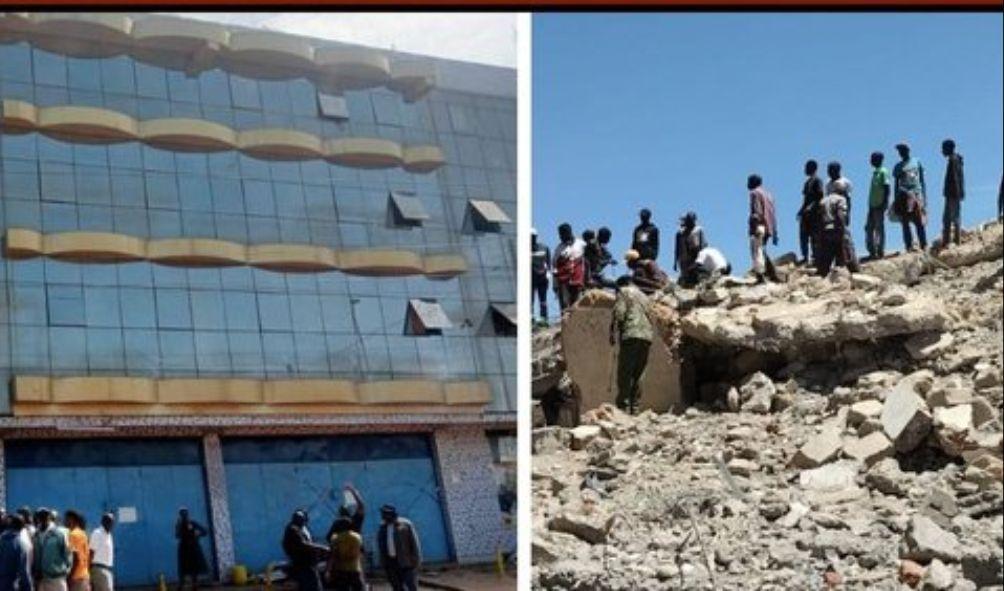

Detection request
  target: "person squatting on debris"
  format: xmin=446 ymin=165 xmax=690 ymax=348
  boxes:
xmin=552 ymin=223 xmax=586 ymax=312
xmin=673 ymin=212 xmax=708 ymax=287
xmin=531 ymin=228 xmax=552 ymax=324
xmin=584 ymin=227 xmax=616 ymax=288
xmin=941 ymin=139 xmax=965 ymax=247
xmin=624 ymin=250 xmax=668 ymax=295
xmin=892 ymin=142 xmax=929 ymax=251
xmin=63 ymin=511 xmax=89 ymax=591
xmin=816 ymin=179 xmax=858 ymax=276
xmin=32 ymin=508 xmax=70 ymax=591
xmin=797 ymin=159 xmax=824 ymax=266
xmin=377 ymin=505 xmax=422 ymax=591
xmin=631 ymin=209 xmax=660 ymax=262
xmin=282 ymin=510 xmax=327 ymax=591
xmin=692 ymin=246 xmax=731 ymax=285
xmin=175 ymin=508 xmax=209 ymax=591
xmin=609 ymin=275 xmax=654 ymax=415
xmin=0 ymin=513 xmax=33 ymax=591
xmin=88 ymin=514 xmax=114 ymax=591
xmin=865 ymin=151 xmax=892 ymax=260
xmin=747 ymin=174 xmax=780 ymax=283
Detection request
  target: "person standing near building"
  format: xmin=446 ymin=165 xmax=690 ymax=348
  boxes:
xmin=282 ymin=511 xmax=326 ymax=591
xmin=326 ymin=518 xmax=363 ymax=591
xmin=796 ymin=160 xmax=824 ymax=266
xmin=747 ymin=174 xmax=779 ymax=283
xmin=0 ymin=513 xmax=33 ymax=591
xmin=631 ymin=209 xmax=660 ymax=262
xmin=63 ymin=512 xmax=89 ymax=591
xmin=892 ymin=142 xmax=928 ymax=251
xmin=865 ymin=151 xmax=892 ymax=260
xmin=530 ymin=229 xmax=552 ymax=324
xmin=377 ymin=506 xmax=421 ymax=591
xmin=31 ymin=509 xmax=70 ymax=591
xmin=673 ymin=212 xmax=707 ymax=287
xmin=174 ymin=509 xmax=208 ymax=591
xmin=940 ymin=139 xmax=965 ymax=247
xmin=552 ymin=223 xmax=586 ymax=312
xmin=609 ymin=275 xmax=654 ymax=415
xmin=88 ymin=514 xmax=114 ymax=591
xmin=15 ymin=509 xmax=34 ymax=578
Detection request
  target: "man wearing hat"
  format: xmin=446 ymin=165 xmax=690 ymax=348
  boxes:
xmin=376 ymin=505 xmax=421 ymax=591
xmin=940 ymin=138 xmax=965 ymax=247
xmin=673 ymin=212 xmax=707 ymax=287
xmin=892 ymin=142 xmax=928 ymax=251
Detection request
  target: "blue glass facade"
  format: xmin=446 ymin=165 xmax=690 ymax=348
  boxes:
xmin=0 ymin=40 xmax=517 ymax=413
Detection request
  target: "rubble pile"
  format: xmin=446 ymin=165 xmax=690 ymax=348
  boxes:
xmin=532 ymin=221 xmax=1003 ymax=590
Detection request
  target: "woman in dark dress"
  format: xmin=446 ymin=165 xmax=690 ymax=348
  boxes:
xmin=175 ymin=507 xmax=209 ymax=591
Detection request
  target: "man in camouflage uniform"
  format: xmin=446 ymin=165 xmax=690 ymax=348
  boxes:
xmin=609 ymin=275 xmax=654 ymax=415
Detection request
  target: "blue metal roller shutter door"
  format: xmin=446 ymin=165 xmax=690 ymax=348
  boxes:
xmin=223 ymin=434 xmax=451 ymax=573
xmin=4 ymin=439 xmax=215 ymax=587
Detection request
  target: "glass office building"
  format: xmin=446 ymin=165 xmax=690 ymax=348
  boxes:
xmin=0 ymin=13 xmax=515 ymax=582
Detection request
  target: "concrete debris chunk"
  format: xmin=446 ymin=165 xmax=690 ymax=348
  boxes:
xmin=920 ymin=558 xmax=955 ymax=590
xmin=546 ymin=510 xmax=614 ymax=545
xmin=900 ymin=515 xmax=961 ymax=563
xmin=739 ymin=371 xmax=776 ymax=414
xmin=847 ymin=399 xmax=883 ymax=426
xmin=842 ymin=431 xmax=894 ymax=467
xmin=569 ymin=425 xmax=602 ymax=451
xmin=904 ymin=331 xmax=955 ymax=360
xmin=882 ymin=380 xmax=933 ymax=452
xmin=933 ymin=404 xmax=974 ymax=457
xmin=791 ymin=428 xmax=843 ymax=469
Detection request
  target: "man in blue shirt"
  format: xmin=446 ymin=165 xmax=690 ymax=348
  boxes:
xmin=892 ymin=142 xmax=928 ymax=251
xmin=0 ymin=514 xmax=33 ymax=591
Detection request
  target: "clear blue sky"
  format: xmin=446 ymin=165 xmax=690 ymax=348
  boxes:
xmin=533 ymin=13 xmax=1003 ymax=318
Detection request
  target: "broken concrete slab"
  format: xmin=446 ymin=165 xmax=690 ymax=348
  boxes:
xmin=933 ymin=404 xmax=974 ymax=457
xmin=569 ymin=425 xmax=602 ymax=451
xmin=882 ymin=381 xmax=933 ymax=452
xmin=842 ymin=431 xmax=894 ymax=467
xmin=799 ymin=460 xmax=861 ymax=492
xmin=900 ymin=515 xmax=961 ymax=563
xmin=847 ymin=399 xmax=883 ymax=426
xmin=790 ymin=428 xmax=843 ymax=469
xmin=970 ymin=396 xmax=999 ymax=428
xmin=547 ymin=510 xmax=615 ymax=545
xmin=905 ymin=331 xmax=955 ymax=361
xmin=738 ymin=371 xmax=775 ymax=414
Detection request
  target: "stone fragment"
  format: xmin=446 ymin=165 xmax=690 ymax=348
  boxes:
xmin=866 ymin=457 xmax=911 ymax=497
xmin=970 ymin=396 xmax=999 ymax=428
xmin=791 ymin=428 xmax=843 ymax=469
xmin=851 ymin=273 xmax=883 ymax=289
xmin=727 ymin=458 xmax=759 ymax=477
xmin=777 ymin=502 xmax=809 ymax=528
xmin=904 ymin=331 xmax=955 ymax=360
xmin=547 ymin=511 xmax=613 ymax=545
xmin=799 ymin=460 xmax=860 ymax=492
xmin=926 ymin=387 xmax=974 ymax=409
xmin=569 ymin=425 xmax=602 ymax=451
xmin=882 ymin=381 xmax=933 ymax=452
xmin=973 ymin=363 xmax=1002 ymax=390
xmin=899 ymin=559 xmax=925 ymax=587
xmin=960 ymin=543 xmax=1004 ymax=586
xmin=933 ymin=404 xmax=974 ymax=457
xmin=739 ymin=371 xmax=776 ymax=414
xmin=842 ymin=431 xmax=894 ymax=467
xmin=900 ymin=515 xmax=961 ymax=563
xmin=726 ymin=386 xmax=741 ymax=412
xmin=920 ymin=558 xmax=954 ymax=590
xmin=847 ymin=399 xmax=883 ymax=426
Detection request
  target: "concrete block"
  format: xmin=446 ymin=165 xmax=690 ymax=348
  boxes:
xmin=882 ymin=382 xmax=933 ymax=452
xmin=843 ymin=431 xmax=894 ymax=467
xmin=791 ymin=428 xmax=843 ymax=469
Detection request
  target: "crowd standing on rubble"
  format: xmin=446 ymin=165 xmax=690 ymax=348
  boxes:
xmin=533 ymin=139 xmax=1000 ymax=328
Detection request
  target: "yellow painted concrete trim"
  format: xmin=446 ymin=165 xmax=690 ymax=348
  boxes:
xmin=4 ymin=228 xmax=43 ymax=259
xmin=2 ymin=100 xmax=442 ymax=171
xmin=12 ymin=375 xmax=489 ymax=415
xmin=338 ymin=249 xmax=425 ymax=276
xmin=357 ymin=381 xmax=446 ymax=405
xmin=43 ymin=231 xmax=145 ymax=263
xmin=146 ymin=238 xmax=248 ymax=267
xmin=4 ymin=230 xmax=464 ymax=278
xmin=444 ymin=381 xmax=493 ymax=405
xmin=1 ymin=13 xmax=435 ymax=100
xmin=139 ymin=118 xmax=237 ymax=151
xmin=12 ymin=403 xmax=480 ymax=417
xmin=247 ymin=244 xmax=338 ymax=272
xmin=262 ymin=380 xmax=358 ymax=404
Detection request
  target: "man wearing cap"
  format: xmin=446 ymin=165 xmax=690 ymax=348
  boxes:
xmin=673 ymin=212 xmax=707 ymax=287
xmin=631 ymin=209 xmax=660 ymax=262
xmin=865 ymin=151 xmax=892 ymax=260
xmin=377 ymin=505 xmax=421 ymax=591
xmin=530 ymin=229 xmax=551 ymax=325
xmin=796 ymin=160 xmax=824 ymax=266
xmin=32 ymin=509 xmax=71 ymax=591
xmin=609 ymin=275 xmax=654 ymax=415
xmin=624 ymin=250 xmax=668 ymax=295
xmin=747 ymin=174 xmax=780 ymax=283
xmin=940 ymin=139 xmax=965 ymax=247
xmin=892 ymin=142 xmax=928 ymax=251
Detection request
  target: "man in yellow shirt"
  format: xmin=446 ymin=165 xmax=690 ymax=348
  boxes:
xmin=326 ymin=518 xmax=363 ymax=591
xmin=64 ymin=511 xmax=91 ymax=591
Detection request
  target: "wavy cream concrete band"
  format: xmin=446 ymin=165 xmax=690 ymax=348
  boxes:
xmin=12 ymin=375 xmax=492 ymax=416
xmin=4 ymin=228 xmax=468 ymax=278
xmin=1 ymin=100 xmax=446 ymax=172
xmin=0 ymin=12 xmax=435 ymax=100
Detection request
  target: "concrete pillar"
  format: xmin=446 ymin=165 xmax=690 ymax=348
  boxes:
xmin=432 ymin=426 xmax=504 ymax=564
xmin=0 ymin=439 xmax=6 ymax=510
xmin=202 ymin=434 xmax=235 ymax=580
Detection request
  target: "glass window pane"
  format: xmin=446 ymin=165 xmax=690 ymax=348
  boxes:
xmin=84 ymin=286 xmax=121 ymax=327
xmin=101 ymin=56 xmax=136 ymax=95
xmin=145 ymin=172 xmax=179 ymax=209
xmin=50 ymin=327 xmax=86 ymax=371
xmin=228 ymin=331 xmax=263 ymax=374
xmin=195 ymin=331 xmax=231 ymax=373
xmin=230 ymin=75 xmax=260 ymax=109
xmin=289 ymin=294 xmax=322 ymax=333
xmin=159 ymin=330 xmax=195 ymax=372
xmin=224 ymin=292 xmax=259 ymax=331
xmin=135 ymin=63 xmax=168 ymax=99
xmin=87 ymin=327 xmax=125 ymax=371
xmin=1 ymin=43 xmax=34 ymax=83
xmin=12 ymin=326 xmax=49 ymax=371
xmin=123 ymin=328 xmax=159 ymax=375
xmin=155 ymin=288 xmax=192 ymax=329
xmin=67 ymin=57 xmax=101 ymax=91
xmin=320 ymin=295 xmax=353 ymax=333
xmin=33 ymin=49 xmax=67 ymax=87
xmin=120 ymin=287 xmax=156 ymax=328
xmin=262 ymin=332 xmax=295 ymax=375
xmin=257 ymin=293 xmax=291 ymax=331
xmin=199 ymin=69 xmax=232 ymax=107
xmin=294 ymin=332 xmax=328 ymax=374
xmin=47 ymin=285 xmax=85 ymax=326
xmin=190 ymin=290 xmax=226 ymax=330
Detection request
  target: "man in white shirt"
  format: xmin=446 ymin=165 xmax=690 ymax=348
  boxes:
xmin=825 ymin=161 xmax=854 ymax=216
xmin=693 ymin=247 xmax=731 ymax=284
xmin=89 ymin=513 xmax=115 ymax=591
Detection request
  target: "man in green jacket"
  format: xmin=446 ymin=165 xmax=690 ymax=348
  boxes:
xmin=609 ymin=275 xmax=654 ymax=415
xmin=32 ymin=509 xmax=71 ymax=591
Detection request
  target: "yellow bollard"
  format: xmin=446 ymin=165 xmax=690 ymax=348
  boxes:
xmin=232 ymin=565 xmax=249 ymax=586
xmin=158 ymin=574 xmax=167 ymax=591
xmin=495 ymin=548 xmax=505 ymax=576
